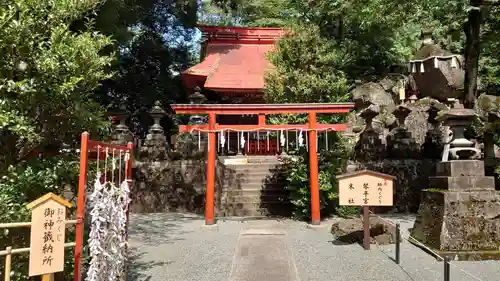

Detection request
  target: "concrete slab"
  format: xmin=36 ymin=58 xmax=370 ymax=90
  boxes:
xmin=228 ymin=233 xmax=299 ymax=281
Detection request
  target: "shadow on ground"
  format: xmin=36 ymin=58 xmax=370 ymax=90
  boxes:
xmin=127 ymin=248 xmax=173 ymax=281
xmin=128 ymin=213 xmax=200 ymax=245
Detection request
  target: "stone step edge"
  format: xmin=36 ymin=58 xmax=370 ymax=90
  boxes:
xmin=221 ymin=201 xmax=291 ymax=205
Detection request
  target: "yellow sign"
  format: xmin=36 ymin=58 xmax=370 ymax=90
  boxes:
xmin=27 ymin=193 xmax=72 ymax=277
xmin=337 ymin=170 xmax=395 ymax=206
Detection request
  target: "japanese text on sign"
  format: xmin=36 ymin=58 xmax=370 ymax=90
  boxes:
xmin=337 ymin=171 xmax=394 ymax=207
xmin=28 ymin=194 xmax=70 ymax=276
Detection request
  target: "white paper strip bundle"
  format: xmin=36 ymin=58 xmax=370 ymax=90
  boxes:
xmin=220 ymin=130 xmax=226 ymax=149
xmin=240 ymin=133 xmax=245 ymax=148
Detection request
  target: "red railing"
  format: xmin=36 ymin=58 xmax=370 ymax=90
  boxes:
xmin=73 ymin=132 xmax=133 ymax=281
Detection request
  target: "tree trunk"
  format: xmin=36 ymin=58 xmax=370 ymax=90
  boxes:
xmin=463 ymin=3 xmax=482 ymax=109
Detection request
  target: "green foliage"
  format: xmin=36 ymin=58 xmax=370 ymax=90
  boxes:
xmin=0 ymin=1 xmax=114 ymax=280
xmin=0 ymin=156 xmax=81 ymax=281
xmin=335 ymin=205 xmax=361 ymax=219
xmin=265 ymin=24 xmax=350 ymax=104
xmin=0 ymin=0 xmax=113 ymax=166
xmin=280 ymin=134 xmax=350 ymax=220
xmin=262 ymin=24 xmax=351 ymax=219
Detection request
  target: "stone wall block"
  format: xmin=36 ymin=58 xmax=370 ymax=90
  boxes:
xmin=436 ymin=160 xmax=485 ymax=177
xmin=429 ymin=176 xmax=496 ymax=191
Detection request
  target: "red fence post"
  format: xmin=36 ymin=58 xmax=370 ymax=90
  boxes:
xmin=308 ymin=112 xmax=321 ymax=225
xmin=205 ymin=113 xmax=216 ymax=225
xmin=74 ymin=132 xmax=89 ymax=281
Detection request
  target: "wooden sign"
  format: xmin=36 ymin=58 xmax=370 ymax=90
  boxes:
xmin=337 ymin=170 xmax=395 ymax=250
xmin=337 ymin=170 xmax=395 ymax=206
xmin=27 ymin=193 xmax=72 ymax=277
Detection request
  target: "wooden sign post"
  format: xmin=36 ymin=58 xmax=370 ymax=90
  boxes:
xmin=27 ymin=193 xmax=72 ymax=279
xmin=337 ymin=170 xmax=395 ymax=250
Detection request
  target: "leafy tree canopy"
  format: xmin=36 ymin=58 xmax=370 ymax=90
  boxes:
xmin=0 ymin=0 xmax=113 ymax=168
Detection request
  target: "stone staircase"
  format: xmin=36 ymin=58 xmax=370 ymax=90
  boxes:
xmin=218 ymin=156 xmax=292 ymax=217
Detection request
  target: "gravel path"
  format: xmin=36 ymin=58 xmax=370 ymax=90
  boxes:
xmin=127 ymin=213 xmax=499 ymax=281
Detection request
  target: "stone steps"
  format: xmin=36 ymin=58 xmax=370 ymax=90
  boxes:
xmin=223 ymin=188 xmax=289 ymax=196
xmin=218 ymin=157 xmax=291 ymax=217
xmin=224 ymin=190 xmax=291 ymax=203
xmin=219 ymin=201 xmax=293 ymax=217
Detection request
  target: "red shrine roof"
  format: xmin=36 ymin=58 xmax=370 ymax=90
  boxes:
xmin=182 ymin=25 xmax=285 ymax=94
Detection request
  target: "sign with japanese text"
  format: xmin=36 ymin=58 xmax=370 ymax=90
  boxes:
xmin=27 ymin=193 xmax=72 ymax=277
xmin=337 ymin=170 xmax=395 ymax=206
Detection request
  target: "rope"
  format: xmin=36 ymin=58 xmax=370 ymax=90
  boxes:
xmin=369 ymin=210 xmax=396 ymax=226
xmin=406 ymin=235 xmax=444 ymax=260
xmin=188 ymin=127 xmax=341 ymax=134
xmin=376 ymin=249 xmax=418 ymax=281
xmin=369 ymin=212 xmax=485 ymax=281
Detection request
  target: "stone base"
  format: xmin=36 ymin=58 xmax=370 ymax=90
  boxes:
xmin=429 ymin=176 xmax=495 ymax=191
xmin=411 ymin=189 xmax=500 ymax=258
xmin=201 ymin=223 xmax=219 ymax=232
xmin=307 ymin=222 xmax=331 ymax=231
xmin=412 ymin=160 xmax=500 ymax=260
xmin=409 ymin=238 xmax=500 ymax=261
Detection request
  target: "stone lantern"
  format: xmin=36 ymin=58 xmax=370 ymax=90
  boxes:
xmin=436 ymin=99 xmax=480 ymax=160
xmin=111 ymin=104 xmax=133 ymax=145
xmin=188 ymin=86 xmax=207 ymax=105
xmin=360 ymin=104 xmax=379 ymax=132
xmin=139 ymin=101 xmax=170 ymax=161
xmin=186 ymin=87 xmax=209 ymax=155
xmin=411 ymin=99 xmax=499 ymax=259
xmin=387 ymin=105 xmax=418 ymax=158
xmin=188 ymin=86 xmax=207 ymax=124
xmin=149 ymin=101 xmax=167 ymax=134
xmin=421 ymin=103 xmax=445 ymax=159
xmin=354 ymin=105 xmax=385 ymax=161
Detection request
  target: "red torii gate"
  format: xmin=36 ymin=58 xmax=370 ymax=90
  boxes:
xmin=171 ymin=103 xmax=354 ymax=225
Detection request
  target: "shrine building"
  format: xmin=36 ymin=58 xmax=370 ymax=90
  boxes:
xmin=181 ymin=25 xmax=285 ymax=155
xmin=174 ymin=25 xmax=353 ymax=222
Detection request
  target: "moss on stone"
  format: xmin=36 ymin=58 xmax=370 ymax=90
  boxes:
xmin=423 ymin=188 xmax=445 ymax=193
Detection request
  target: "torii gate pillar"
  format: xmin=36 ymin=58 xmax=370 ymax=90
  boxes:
xmin=308 ymin=111 xmax=320 ymax=225
xmin=206 ymin=112 xmax=217 ymax=225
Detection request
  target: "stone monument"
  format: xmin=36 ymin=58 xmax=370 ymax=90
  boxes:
xmin=411 ymin=99 xmax=500 ymax=260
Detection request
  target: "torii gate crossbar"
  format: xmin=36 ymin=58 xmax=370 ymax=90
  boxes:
xmin=171 ymin=103 xmax=354 ymax=225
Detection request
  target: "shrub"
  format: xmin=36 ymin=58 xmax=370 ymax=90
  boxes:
xmin=279 ymin=132 xmax=351 ymax=220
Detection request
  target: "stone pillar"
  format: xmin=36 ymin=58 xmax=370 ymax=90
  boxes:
xmin=411 ymin=100 xmax=500 ymax=260
xmin=111 ymin=104 xmax=133 ymax=146
xmin=139 ymin=101 xmax=170 ymax=161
